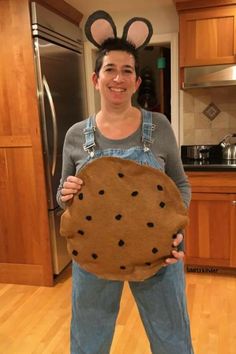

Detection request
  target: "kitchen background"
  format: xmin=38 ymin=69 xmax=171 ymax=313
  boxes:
xmin=181 ymin=87 xmax=236 ymax=145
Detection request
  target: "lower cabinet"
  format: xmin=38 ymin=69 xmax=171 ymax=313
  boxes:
xmin=185 ymin=172 xmax=236 ymax=270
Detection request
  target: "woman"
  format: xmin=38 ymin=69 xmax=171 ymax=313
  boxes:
xmin=57 ymin=11 xmax=193 ymax=354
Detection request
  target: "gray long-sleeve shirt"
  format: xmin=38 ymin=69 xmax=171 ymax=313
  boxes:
xmin=57 ymin=111 xmax=191 ymax=209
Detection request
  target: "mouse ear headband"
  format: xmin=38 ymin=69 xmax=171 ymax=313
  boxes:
xmin=84 ymin=10 xmax=153 ymax=50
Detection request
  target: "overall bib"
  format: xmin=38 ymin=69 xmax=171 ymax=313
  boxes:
xmin=71 ymin=110 xmax=193 ymax=354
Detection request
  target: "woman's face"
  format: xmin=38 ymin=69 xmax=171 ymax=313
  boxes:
xmin=92 ymin=50 xmax=141 ymax=106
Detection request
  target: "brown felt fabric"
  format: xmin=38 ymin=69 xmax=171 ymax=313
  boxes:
xmin=60 ymin=157 xmax=189 ymax=281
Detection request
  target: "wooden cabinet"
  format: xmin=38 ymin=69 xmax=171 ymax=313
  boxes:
xmin=0 ymin=0 xmax=82 ymax=286
xmin=179 ymin=6 xmax=236 ymax=67
xmin=185 ymin=172 xmax=236 ymax=269
xmin=174 ymin=0 xmax=236 ymax=11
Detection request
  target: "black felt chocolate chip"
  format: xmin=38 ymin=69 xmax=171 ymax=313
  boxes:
xmin=118 ymin=240 xmax=125 ymax=247
xmin=159 ymin=202 xmax=165 ymax=208
xmin=92 ymin=253 xmax=98 ymax=259
xmin=152 ymin=248 xmax=158 ymax=254
xmin=99 ymin=190 xmax=105 ymax=195
xmin=115 ymin=214 xmax=122 ymax=220
xmin=77 ymin=230 xmax=84 ymax=235
xmin=118 ymin=173 xmax=124 ymax=178
xmin=145 ymin=262 xmax=151 ymax=266
xmin=147 ymin=222 xmax=154 ymax=228
xmin=72 ymin=250 xmax=78 ymax=256
xmin=78 ymin=193 xmax=83 ymax=200
xmin=86 ymin=215 xmax=92 ymax=221
xmin=120 ymin=266 xmax=126 ymax=270
xmin=131 ymin=191 xmax=138 ymax=197
xmin=157 ymin=185 xmax=163 ymax=191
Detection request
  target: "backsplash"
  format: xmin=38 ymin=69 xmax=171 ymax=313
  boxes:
xmin=182 ymin=87 xmax=236 ymax=145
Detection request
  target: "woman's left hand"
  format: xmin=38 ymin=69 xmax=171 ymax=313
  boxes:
xmin=164 ymin=233 xmax=185 ymax=266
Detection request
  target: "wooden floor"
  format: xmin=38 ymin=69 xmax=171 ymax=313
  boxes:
xmin=1 ymin=264 xmax=236 ymax=354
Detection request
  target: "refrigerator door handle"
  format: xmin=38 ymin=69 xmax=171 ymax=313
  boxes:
xmin=43 ymin=75 xmax=58 ymax=176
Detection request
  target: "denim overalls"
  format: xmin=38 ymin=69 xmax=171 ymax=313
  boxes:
xmin=71 ymin=110 xmax=193 ymax=354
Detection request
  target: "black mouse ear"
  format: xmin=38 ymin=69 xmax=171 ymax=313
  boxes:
xmin=122 ymin=17 xmax=153 ymax=50
xmin=84 ymin=10 xmax=117 ymax=48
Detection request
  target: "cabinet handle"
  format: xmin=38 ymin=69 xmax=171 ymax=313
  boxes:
xmin=232 ymin=201 xmax=236 ymax=206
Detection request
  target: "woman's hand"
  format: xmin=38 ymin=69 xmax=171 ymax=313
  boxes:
xmin=60 ymin=176 xmax=83 ymax=202
xmin=164 ymin=233 xmax=185 ymax=266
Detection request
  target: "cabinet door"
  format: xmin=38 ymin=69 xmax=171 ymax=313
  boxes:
xmin=179 ymin=6 xmax=236 ymax=67
xmin=0 ymin=0 xmax=53 ymax=286
xmin=230 ymin=195 xmax=236 ymax=267
xmin=185 ymin=193 xmax=236 ymax=267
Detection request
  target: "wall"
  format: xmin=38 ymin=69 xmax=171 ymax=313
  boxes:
xmin=108 ymin=6 xmax=178 ymax=36
xmin=75 ymin=0 xmax=179 ymax=34
xmin=181 ymin=87 xmax=236 ymax=145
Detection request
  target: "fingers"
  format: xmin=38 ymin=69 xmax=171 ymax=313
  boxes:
xmin=163 ymin=233 xmax=185 ymax=266
xmin=60 ymin=193 xmax=75 ymax=202
xmin=172 ymin=233 xmax=184 ymax=247
xmin=60 ymin=176 xmax=83 ymax=202
xmin=64 ymin=175 xmax=83 ymax=187
xmin=164 ymin=250 xmax=185 ymax=266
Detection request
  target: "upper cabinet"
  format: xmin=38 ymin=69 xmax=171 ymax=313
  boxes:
xmin=174 ymin=0 xmax=236 ymax=67
xmin=179 ymin=6 xmax=236 ymax=67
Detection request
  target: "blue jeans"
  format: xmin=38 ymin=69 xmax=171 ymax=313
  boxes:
xmin=71 ymin=261 xmax=193 ymax=354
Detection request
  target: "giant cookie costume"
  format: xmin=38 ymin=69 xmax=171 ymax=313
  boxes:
xmin=60 ymin=157 xmax=188 ymax=281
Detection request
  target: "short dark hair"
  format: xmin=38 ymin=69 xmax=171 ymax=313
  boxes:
xmin=94 ymin=37 xmax=140 ymax=78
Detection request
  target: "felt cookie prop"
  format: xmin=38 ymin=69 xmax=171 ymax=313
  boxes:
xmin=60 ymin=157 xmax=188 ymax=281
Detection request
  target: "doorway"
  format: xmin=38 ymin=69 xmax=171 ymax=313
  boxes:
xmin=134 ymin=44 xmax=171 ymax=122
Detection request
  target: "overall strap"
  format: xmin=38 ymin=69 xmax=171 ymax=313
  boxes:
xmin=141 ymin=110 xmax=156 ymax=151
xmin=83 ymin=116 xmax=96 ymax=156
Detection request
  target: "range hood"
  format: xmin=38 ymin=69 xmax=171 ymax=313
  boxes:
xmin=182 ymin=65 xmax=236 ymax=89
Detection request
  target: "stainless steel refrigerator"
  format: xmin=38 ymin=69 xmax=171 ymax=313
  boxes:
xmin=31 ymin=2 xmax=88 ymax=274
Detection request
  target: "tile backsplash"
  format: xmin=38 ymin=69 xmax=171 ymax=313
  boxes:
xmin=182 ymin=87 xmax=236 ymax=145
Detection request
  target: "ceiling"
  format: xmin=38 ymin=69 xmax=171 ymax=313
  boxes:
xmin=65 ymin=0 xmax=174 ymax=16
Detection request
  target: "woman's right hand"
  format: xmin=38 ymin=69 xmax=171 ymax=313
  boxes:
xmin=60 ymin=176 xmax=83 ymax=202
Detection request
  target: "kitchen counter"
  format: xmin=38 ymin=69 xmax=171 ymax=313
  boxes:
xmin=182 ymin=158 xmax=236 ymax=171
xmin=181 ymin=145 xmax=236 ymax=171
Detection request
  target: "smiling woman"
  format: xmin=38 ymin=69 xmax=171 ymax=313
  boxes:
xmin=56 ymin=10 xmax=193 ymax=354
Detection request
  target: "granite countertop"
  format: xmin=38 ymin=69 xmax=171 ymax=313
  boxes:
xmin=182 ymin=158 xmax=236 ymax=171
